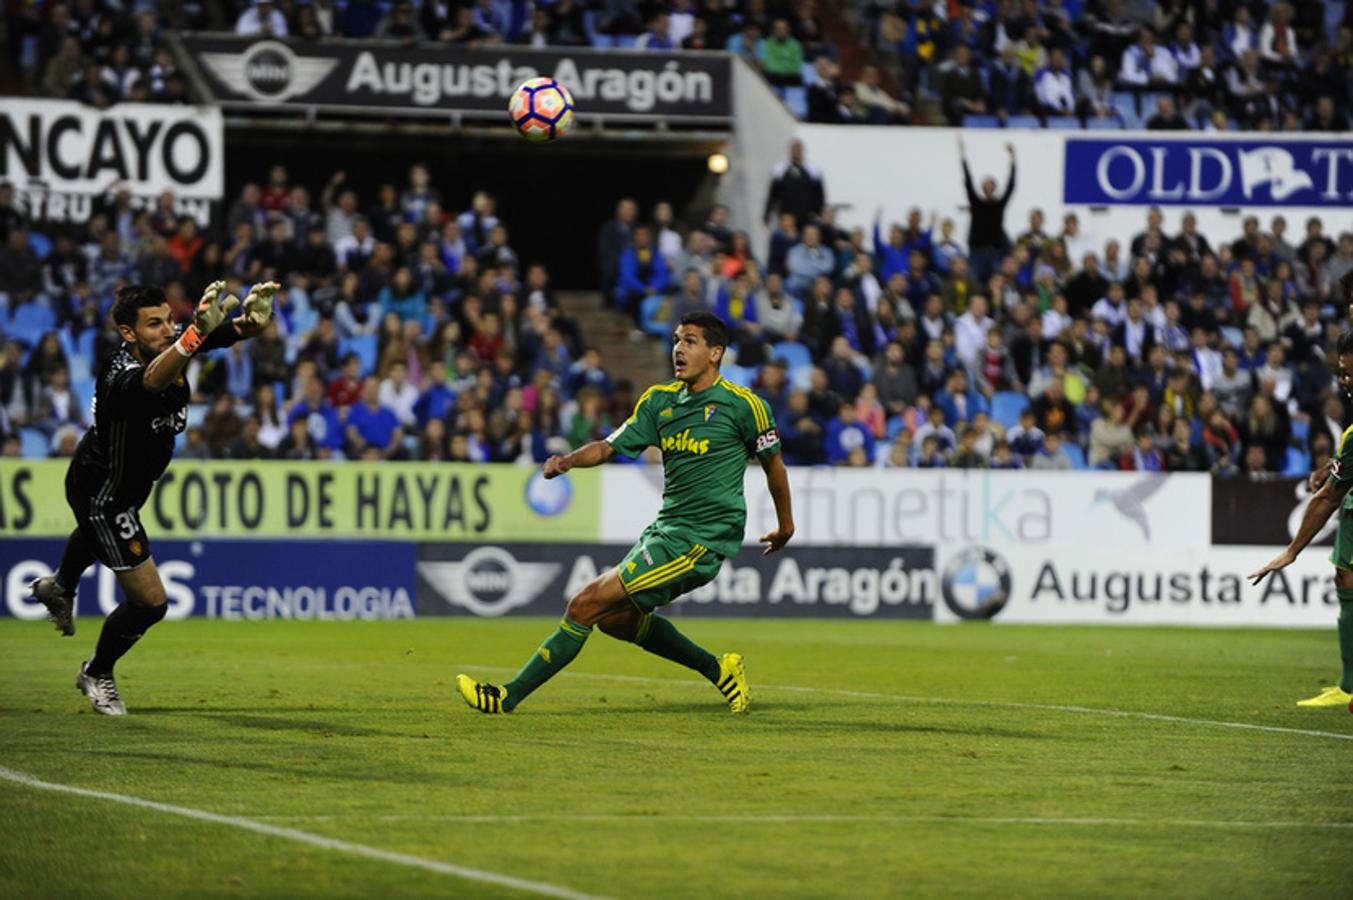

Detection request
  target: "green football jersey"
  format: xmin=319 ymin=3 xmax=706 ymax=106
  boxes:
xmin=1333 ymin=423 xmax=1353 ymax=509
xmin=605 ymin=376 xmax=781 ymax=558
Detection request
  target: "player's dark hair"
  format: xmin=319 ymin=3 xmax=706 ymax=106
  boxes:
xmin=678 ymin=311 xmax=728 ymax=355
xmin=110 ymin=284 xmax=168 ymax=330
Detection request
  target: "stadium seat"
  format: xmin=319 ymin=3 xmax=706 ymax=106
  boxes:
xmin=1291 ymin=418 xmax=1310 ymax=446
xmin=961 ymin=115 xmax=1000 ymax=128
xmin=73 ymin=378 xmax=95 ymax=417
xmin=1110 ymin=93 xmax=1142 ymax=129
xmin=614 ymin=35 xmax=639 ymax=49
xmin=1045 ymin=117 xmax=1081 ymax=130
xmin=721 ymin=364 xmax=757 ymax=389
xmin=28 ymin=231 xmax=52 ymax=260
xmin=19 ymin=428 xmax=48 ymax=459
xmin=1282 ymin=447 xmax=1310 ymax=477
xmin=886 ymin=415 xmax=909 ymax=442
xmin=783 ymin=86 xmax=808 ymax=120
xmin=57 ymin=328 xmax=77 ymax=363
xmin=590 ymin=34 xmax=614 ymax=48
xmin=639 ymin=295 xmax=669 ymax=338
xmin=800 ymin=63 xmax=819 ymax=87
xmin=771 ymin=341 xmax=813 ymax=372
xmin=991 ymin=391 xmax=1030 ymax=431
xmin=1218 ymin=325 xmax=1244 ymax=349
xmin=1085 ymin=117 xmax=1122 ymax=130
xmin=10 ymin=302 xmax=55 ymax=347
xmin=1004 ymin=114 xmax=1042 ymax=130
xmin=1062 ymin=442 xmax=1088 ymax=470
xmin=338 ymin=334 xmax=378 ymax=377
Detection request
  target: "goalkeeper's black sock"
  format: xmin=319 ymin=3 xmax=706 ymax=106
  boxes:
xmin=86 ymin=602 xmax=168 ymax=677
xmin=55 ymin=528 xmax=96 ymax=594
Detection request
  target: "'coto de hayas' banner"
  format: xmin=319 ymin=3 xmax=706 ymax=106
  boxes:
xmin=0 ymin=98 xmax=223 ymax=226
xmin=1 ymin=539 xmax=416 ymax=621
xmin=416 ymin=543 xmax=935 ymax=619
xmin=175 ymin=35 xmax=732 ymax=120
xmin=0 ymin=460 xmax=597 ymax=542
xmin=932 ymin=543 xmax=1338 ymax=628
xmin=1212 ymin=476 xmax=1333 ymax=547
xmin=1064 ymin=137 xmax=1353 ymax=207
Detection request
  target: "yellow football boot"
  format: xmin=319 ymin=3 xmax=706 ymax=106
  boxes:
xmin=715 ymin=653 xmax=750 ymax=715
xmin=456 ymin=674 xmax=510 ymax=714
xmin=1295 ymin=686 xmax=1352 ymax=708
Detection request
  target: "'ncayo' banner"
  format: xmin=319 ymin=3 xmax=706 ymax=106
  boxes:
xmin=2 ymin=538 xmax=416 ymax=621
xmin=416 ymin=543 xmax=935 ymax=619
xmin=0 ymin=460 xmax=597 ymax=542
xmin=1064 ymin=137 xmax=1353 ymax=207
xmin=175 ymin=35 xmax=731 ymax=121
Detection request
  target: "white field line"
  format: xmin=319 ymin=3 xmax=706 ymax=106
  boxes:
xmin=252 ymin=813 xmax=1353 ymax=831
xmin=460 ymin=664 xmax=1353 ymax=744
xmin=0 ymin=767 xmax=604 ymax=900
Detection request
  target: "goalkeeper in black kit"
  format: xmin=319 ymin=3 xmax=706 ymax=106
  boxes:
xmin=28 ymin=279 xmax=278 ymax=715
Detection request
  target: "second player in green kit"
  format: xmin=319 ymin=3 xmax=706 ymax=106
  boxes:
xmin=456 ymin=311 xmax=796 ymax=715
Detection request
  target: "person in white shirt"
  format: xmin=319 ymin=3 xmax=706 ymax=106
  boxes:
xmin=1119 ymin=28 xmax=1177 ymax=87
xmin=1061 ymin=213 xmax=1098 ymax=268
xmin=379 ymin=361 xmax=420 ymax=428
xmin=236 ymin=0 xmax=289 ymax=36
xmin=1258 ymin=2 xmax=1298 ymax=65
xmin=1091 ymin=282 xmax=1127 ymax=328
xmin=1172 ymin=21 xmax=1201 ymax=74
xmin=1041 ymin=293 xmax=1073 ymax=339
xmin=954 ymin=294 xmax=994 ymax=367
xmin=667 ymin=0 xmax=696 ymax=46
xmin=1254 ymin=343 xmax=1293 ymax=404
xmin=1034 ymin=48 xmax=1076 ymax=116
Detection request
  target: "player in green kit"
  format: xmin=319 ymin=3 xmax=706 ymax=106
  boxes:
xmin=1250 ymin=272 xmax=1353 ymax=710
xmin=456 ymin=311 xmax=795 ymax=714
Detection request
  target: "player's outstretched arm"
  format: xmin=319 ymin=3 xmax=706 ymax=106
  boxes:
xmin=757 ymin=450 xmax=795 ymax=556
xmin=1249 ymin=477 xmax=1352 ymax=585
xmin=143 ymin=281 xmax=239 ymax=392
xmin=543 ymin=440 xmax=616 ymax=479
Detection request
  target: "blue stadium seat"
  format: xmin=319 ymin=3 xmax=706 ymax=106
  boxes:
xmin=1085 ymin=116 xmax=1122 ymax=130
xmin=1062 ymin=442 xmax=1087 ymax=470
xmin=76 ymin=328 xmax=96 ymax=365
xmin=961 ymin=115 xmax=1001 ymax=128
xmin=73 ymin=378 xmax=95 ymax=419
xmin=57 ymin=328 xmax=77 ymax=362
xmin=991 ymin=391 xmax=1030 ymax=431
xmin=771 ymin=341 xmax=813 ymax=371
xmin=1004 ymin=114 xmax=1042 ymax=130
xmin=1291 ymin=418 xmax=1310 ymax=448
xmin=10 ymin=303 xmax=55 ymax=347
xmin=19 ymin=428 xmax=48 ymax=459
xmin=590 ymin=34 xmax=614 ymax=48
xmin=721 ymin=364 xmax=757 ymax=389
xmin=338 ymin=334 xmax=378 ymax=377
xmin=783 ymin=86 xmax=808 ymax=120
xmin=1045 ymin=117 xmax=1081 ymax=130
xmin=800 ymin=62 xmax=818 ymax=87
xmin=1110 ymin=93 xmax=1142 ymax=129
xmin=639 ymin=295 xmax=669 ymax=338
xmin=28 ymin=231 xmax=52 ymax=260
xmin=614 ymin=35 xmax=639 ymax=49
xmin=886 ymin=415 xmax=908 ymax=442
xmin=1282 ymin=446 xmax=1311 ymax=477
xmin=1218 ymin=325 xmax=1244 ymax=349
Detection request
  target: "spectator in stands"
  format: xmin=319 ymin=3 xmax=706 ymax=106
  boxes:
xmin=287 ymin=376 xmax=345 ymax=459
xmin=760 ymin=19 xmax=803 ymax=87
xmin=940 ymin=44 xmax=986 ymax=125
xmin=1120 ymin=28 xmax=1178 ymax=90
xmin=1034 ymin=48 xmax=1075 ymax=119
xmin=615 ymin=226 xmax=670 ymax=323
xmin=1076 ymin=54 xmax=1115 ymax=120
xmin=236 ymin=0 xmax=289 ymax=37
xmin=1259 ymin=2 xmax=1298 ymax=67
xmin=764 ymin=141 xmax=825 ymax=228
xmin=853 ymin=65 xmax=910 ymax=125
xmin=958 ymin=138 xmax=1017 ymax=283
xmin=596 ymin=198 xmax=637 ymax=305
xmin=1147 ymin=95 xmax=1190 ymax=129
xmin=989 ymin=44 xmax=1031 ymax=120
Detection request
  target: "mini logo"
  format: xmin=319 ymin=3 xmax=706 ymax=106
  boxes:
xmin=941 ymin=546 xmax=1012 ymax=621
xmin=418 ymin=546 xmax=560 ymax=617
xmin=704 ymin=405 xmax=717 ymax=422
xmin=660 ymin=408 xmax=673 ymax=418
xmin=201 ymin=40 xmax=337 ymax=103
xmin=525 ymin=469 xmax=572 ymax=517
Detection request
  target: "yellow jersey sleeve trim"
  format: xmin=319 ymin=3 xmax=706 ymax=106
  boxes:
xmin=721 ymin=379 xmax=769 ymax=432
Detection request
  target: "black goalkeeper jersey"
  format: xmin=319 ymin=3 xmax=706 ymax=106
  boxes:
xmin=69 ymin=328 xmax=241 ymax=506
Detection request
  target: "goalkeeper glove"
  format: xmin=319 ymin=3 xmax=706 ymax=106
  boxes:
xmin=175 ymin=280 xmax=240 ymax=356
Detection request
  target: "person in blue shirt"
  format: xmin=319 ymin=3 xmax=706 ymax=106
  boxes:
xmin=346 ymin=376 xmax=406 ymax=459
xmin=413 ymin=358 xmax=457 ymax=428
xmin=825 ymin=401 xmax=875 ymax=465
xmin=615 ymin=226 xmax=670 ymax=323
xmin=286 ymin=375 xmax=346 ymax=458
xmin=378 ymin=267 xmax=427 ymax=324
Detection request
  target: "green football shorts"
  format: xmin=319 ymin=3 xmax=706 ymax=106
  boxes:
xmin=617 ymin=523 xmax=724 ymax=613
xmin=1330 ymin=512 xmax=1353 ymax=571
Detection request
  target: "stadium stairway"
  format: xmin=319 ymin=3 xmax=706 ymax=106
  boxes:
xmin=557 ymin=291 xmax=670 ymax=391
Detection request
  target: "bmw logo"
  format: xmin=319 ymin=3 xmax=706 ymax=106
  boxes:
xmin=941 ymin=546 xmax=1012 ymax=621
xmin=525 ymin=470 xmax=572 ymax=517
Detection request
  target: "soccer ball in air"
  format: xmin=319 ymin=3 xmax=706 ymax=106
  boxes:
xmin=508 ymin=77 xmax=575 ymax=143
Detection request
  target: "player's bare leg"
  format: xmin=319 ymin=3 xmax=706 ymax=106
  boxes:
xmin=76 ymin=560 xmax=169 ymax=716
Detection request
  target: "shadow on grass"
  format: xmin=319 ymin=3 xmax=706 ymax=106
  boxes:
xmin=91 ymin=749 xmax=454 ymax=785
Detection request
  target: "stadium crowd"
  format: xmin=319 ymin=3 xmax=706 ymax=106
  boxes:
xmin=0 ymin=162 xmax=620 ymax=465
xmin=600 ymin=138 xmax=1353 ymax=474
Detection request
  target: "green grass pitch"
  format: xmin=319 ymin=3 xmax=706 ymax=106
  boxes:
xmin=3 ymin=617 xmax=1351 ymax=897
